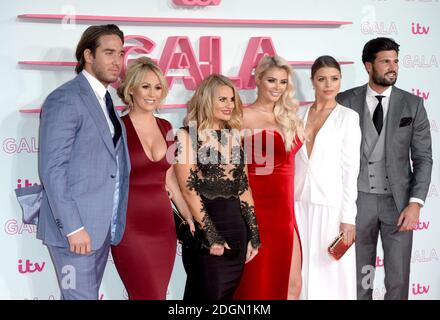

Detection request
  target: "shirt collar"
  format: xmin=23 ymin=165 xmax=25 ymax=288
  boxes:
xmin=82 ymin=69 xmax=108 ymax=101
xmin=367 ymin=84 xmax=393 ymax=99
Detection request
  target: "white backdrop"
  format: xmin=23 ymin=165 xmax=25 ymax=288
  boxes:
xmin=1 ymin=0 xmax=438 ymax=300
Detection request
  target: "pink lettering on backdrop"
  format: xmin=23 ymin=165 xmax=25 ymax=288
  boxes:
xmin=147 ymin=36 xmax=277 ymax=90
xmin=18 ymin=35 xmax=354 ymax=94
xmin=412 ymin=88 xmax=430 ymax=100
xmin=18 ymin=259 xmax=46 ymax=274
xmin=112 ymin=35 xmax=156 ymax=89
xmin=414 ymin=221 xmax=430 ymax=231
xmin=411 ymin=22 xmax=430 ymax=35
xmin=173 ymin=0 xmax=221 ymax=6
xmin=236 ymin=37 xmax=277 ymax=89
xmin=412 ymin=283 xmax=430 ymax=295
xmin=159 ymin=36 xmax=204 ymax=90
xmin=17 ymin=178 xmax=39 ymax=189
xmin=376 ymin=256 xmax=384 ymax=267
xmin=199 ymin=36 xmax=222 ymax=77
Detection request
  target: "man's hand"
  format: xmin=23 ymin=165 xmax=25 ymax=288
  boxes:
xmin=397 ymin=202 xmax=421 ymax=232
xmin=68 ymin=229 xmax=92 ymax=255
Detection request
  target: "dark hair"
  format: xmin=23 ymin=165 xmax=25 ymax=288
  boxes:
xmin=362 ymin=37 xmax=400 ymax=64
xmin=311 ymin=55 xmax=341 ymax=78
xmin=75 ymin=24 xmax=124 ymax=74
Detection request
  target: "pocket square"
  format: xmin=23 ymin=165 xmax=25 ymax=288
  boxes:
xmin=14 ymin=184 xmax=43 ymax=225
xmin=399 ymin=117 xmax=413 ymax=127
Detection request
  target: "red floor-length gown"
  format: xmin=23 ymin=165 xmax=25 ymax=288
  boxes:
xmin=111 ymin=116 xmax=176 ymax=300
xmin=234 ymin=130 xmax=302 ymax=299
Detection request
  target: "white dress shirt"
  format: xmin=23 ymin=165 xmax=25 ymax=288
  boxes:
xmin=82 ymin=70 xmax=115 ymax=137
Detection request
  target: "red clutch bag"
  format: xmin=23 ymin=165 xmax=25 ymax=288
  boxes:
xmin=328 ymin=232 xmax=354 ymax=260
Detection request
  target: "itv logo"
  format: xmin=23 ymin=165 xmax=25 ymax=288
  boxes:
xmin=18 ymin=259 xmax=46 ymax=274
xmin=16 ymin=178 xmax=39 ymax=189
xmin=414 ymin=221 xmax=430 ymax=231
xmin=411 ymin=22 xmax=430 ymax=35
xmin=412 ymin=283 xmax=430 ymax=295
xmin=411 ymin=88 xmax=430 ymax=100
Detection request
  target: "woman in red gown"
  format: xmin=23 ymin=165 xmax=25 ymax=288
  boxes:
xmin=111 ymin=57 xmax=194 ymax=300
xmin=234 ymin=55 xmax=304 ymax=300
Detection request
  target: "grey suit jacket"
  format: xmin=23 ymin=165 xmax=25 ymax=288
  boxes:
xmin=336 ymin=84 xmax=432 ymax=213
xmin=37 ymin=73 xmax=131 ymax=250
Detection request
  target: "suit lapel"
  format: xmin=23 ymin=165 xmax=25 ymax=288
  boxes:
xmin=351 ymin=85 xmax=368 ymax=157
xmin=362 ymin=106 xmax=375 ymax=157
xmin=385 ymin=87 xmax=405 ymax=156
xmin=77 ymin=73 xmax=115 ymax=156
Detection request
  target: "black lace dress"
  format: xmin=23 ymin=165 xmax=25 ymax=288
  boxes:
xmin=178 ymin=128 xmax=260 ymax=300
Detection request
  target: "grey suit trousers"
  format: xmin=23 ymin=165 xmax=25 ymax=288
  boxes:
xmin=356 ymin=192 xmax=413 ymax=300
xmin=47 ymin=229 xmax=111 ymax=300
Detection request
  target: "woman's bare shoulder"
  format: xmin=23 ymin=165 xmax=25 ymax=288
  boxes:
xmin=242 ymin=105 xmax=260 ymax=128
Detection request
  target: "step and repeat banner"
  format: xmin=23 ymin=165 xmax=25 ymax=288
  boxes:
xmin=1 ymin=0 xmax=438 ymax=300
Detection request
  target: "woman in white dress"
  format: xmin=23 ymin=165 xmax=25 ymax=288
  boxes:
xmin=294 ymin=55 xmax=361 ymax=299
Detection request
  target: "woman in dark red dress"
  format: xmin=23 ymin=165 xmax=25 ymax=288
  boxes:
xmin=111 ymin=57 xmax=194 ymax=300
xmin=234 ymin=55 xmax=304 ymax=300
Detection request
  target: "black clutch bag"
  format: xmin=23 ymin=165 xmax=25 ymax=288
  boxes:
xmin=171 ymin=200 xmax=204 ymax=250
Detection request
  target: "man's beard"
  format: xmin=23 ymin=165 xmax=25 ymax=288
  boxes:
xmin=372 ymin=69 xmax=397 ymax=87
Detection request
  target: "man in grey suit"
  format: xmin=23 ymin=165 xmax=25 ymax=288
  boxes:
xmin=337 ymin=37 xmax=432 ymax=300
xmin=38 ymin=24 xmax=130 ymax=299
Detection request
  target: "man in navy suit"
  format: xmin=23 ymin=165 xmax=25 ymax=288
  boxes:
xmin=38 ymin=24 xmax=130 ymax=299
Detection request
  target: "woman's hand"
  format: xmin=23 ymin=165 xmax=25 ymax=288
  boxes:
xmin=340 ymin=223 xmax=356 ymax=246
xmin=245 ymin=241 xmax=258 ymax=264
xmin=186 ymin=218 xmax=196 ymax=235
xmin=210 ymin=242 xmax=231 ymax=256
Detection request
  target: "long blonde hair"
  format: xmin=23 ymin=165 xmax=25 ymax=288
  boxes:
xmin=185 ymin=74 xmax=243 ymax=133
xmin=255 ymin=55 xmax=303 ymax=151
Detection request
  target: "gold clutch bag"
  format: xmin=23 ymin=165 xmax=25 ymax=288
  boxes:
xmin=328 ymin=232 xmax=354 ymax=260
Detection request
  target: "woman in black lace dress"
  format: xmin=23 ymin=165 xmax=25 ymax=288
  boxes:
xmin=174 ymin=74 xmax=261 ymax=300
